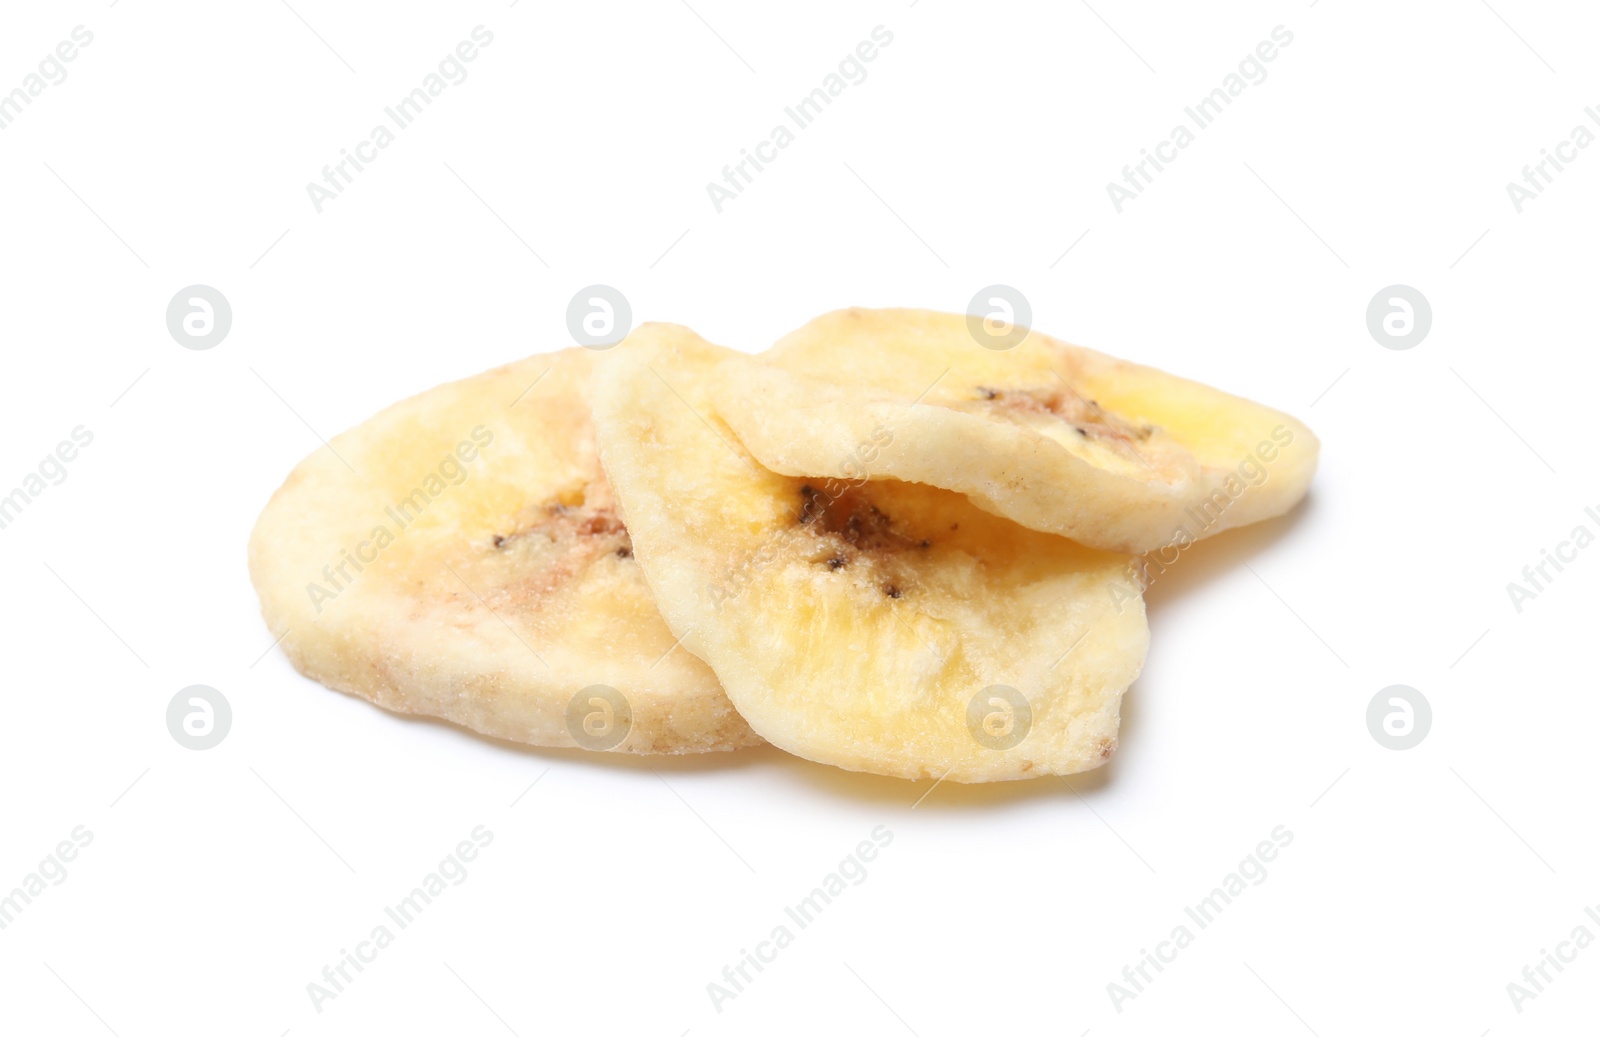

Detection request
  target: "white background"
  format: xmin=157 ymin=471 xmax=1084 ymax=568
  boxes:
xmin=1 ymin=1 xmax=1594 ymax=1034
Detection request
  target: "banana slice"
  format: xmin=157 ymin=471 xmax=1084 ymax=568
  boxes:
xmin=248 ymin=349 xmax=759 ymax=754
xmin=592 ymin=325 xmax=1149 ymax=782
xmin=719 ymin=307 xmax=1318 ymax=555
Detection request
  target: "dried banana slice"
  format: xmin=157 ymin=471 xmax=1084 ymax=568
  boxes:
xmin=721 ymin=307 xmax=1318 ymax=555
xmin=248 ymin=348 xmax=759 ymax=754
xmin=592 ymin=325 xmax=1149 ymax=782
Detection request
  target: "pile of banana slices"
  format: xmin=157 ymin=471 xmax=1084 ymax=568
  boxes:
xmin=249 ymin=308 xmax=1318 ymax=783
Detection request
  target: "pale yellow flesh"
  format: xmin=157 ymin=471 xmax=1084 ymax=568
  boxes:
xmin=592 ymin=325 xmax=1150 ymax=782
xmin=722 ymin=308 xmax=1320 ymax=555
xmin=247 ymin=349 xmax=759 ymax=754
